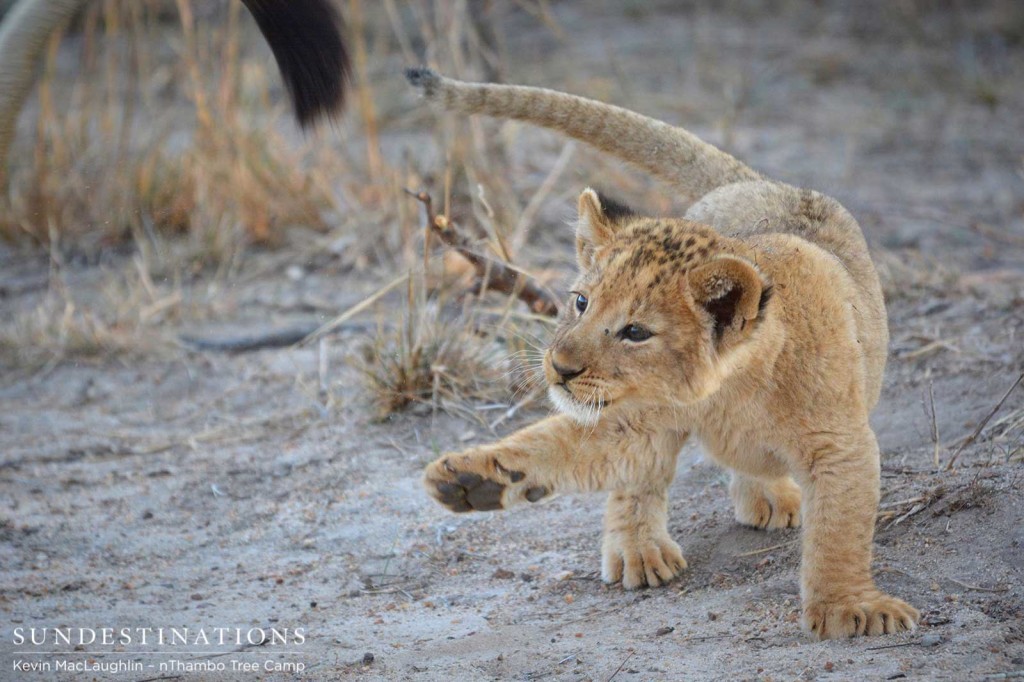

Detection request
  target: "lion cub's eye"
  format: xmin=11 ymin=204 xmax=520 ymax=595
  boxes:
xmin=619 ymin=324 xmax=653 ymax=342
xmin=574 ymin=293 xmax=588 ymax=314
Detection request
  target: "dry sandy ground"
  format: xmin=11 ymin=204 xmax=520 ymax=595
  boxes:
xmin=2 ymin=1 xmax=1024 ymax=680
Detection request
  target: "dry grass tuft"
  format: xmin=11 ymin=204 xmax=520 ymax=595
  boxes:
xmin=0 ymin=296 xmax=146 ymax=369
xmin=353 ymin=271 xmax=548 ymax=421
xmin=0 ymin=266 xmax=175 ymax=371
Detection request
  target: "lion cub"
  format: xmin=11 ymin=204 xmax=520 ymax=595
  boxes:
xmin=410 ymin=67 xmax=918 ymax=639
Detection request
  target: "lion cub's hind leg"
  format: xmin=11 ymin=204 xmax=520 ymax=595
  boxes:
xmin=730 ymin=473 xmax=802 ymax=530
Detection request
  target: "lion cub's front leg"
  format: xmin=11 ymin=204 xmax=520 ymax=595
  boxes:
xmin=602 ymin=488 xmax=687 ymax=589
xmin=424 ymin=414 xmax=689 ymax=588
xmin=422 ymin=415 xmax=581 ymax=513
xmin=798 ymin=428 xmax=919 ymax=639
xmin=423 ymin=442 xmax=553 ymax=513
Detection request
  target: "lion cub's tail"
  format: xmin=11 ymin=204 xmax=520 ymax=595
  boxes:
xmin=406 ymin=67 xmax=759 ymax=200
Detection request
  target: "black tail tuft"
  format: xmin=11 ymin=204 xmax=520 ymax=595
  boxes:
xmin=241 ymin=0 xmax=350 ymax=127
xmin=404 ymin=66 xmax=441 ymax=95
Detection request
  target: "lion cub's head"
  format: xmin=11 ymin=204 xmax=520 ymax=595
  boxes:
xmin=543 ymin=189 xmax=773 ymax=425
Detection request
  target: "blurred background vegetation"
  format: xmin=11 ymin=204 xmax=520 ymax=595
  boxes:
xmin=1 ymin=0 xmax=1021 ymax=418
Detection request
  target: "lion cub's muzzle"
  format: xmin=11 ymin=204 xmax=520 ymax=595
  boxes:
xmin=543 ymin=349 xmax=587 ymax=389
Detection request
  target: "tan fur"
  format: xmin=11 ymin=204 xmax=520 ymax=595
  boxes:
xmin=414 ymin=70 xmax=918 ymax=640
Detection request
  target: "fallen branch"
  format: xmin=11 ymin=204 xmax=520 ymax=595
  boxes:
xmin=405 ymin=189 xmax=560 ymax=317
xmin=180 ymin=324 xmax=319 ymax=352
xmin=946 ymin=372 xmax=1024 ymax=470
xmin=180 ymin=321 xmax=375 ymax=353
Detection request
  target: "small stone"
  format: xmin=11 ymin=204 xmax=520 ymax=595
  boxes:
xmin=707 ymin=612 xmax=718 ymax=621
xmin=361 ymin=652 xmax=375 ymax=665
xmin=190 ymin=593 xmax=203 ymax=601
xmin=655 ymin=626 xmax=674 ymax=636
xmin=491 ymin=568 xmax=515 ymax=580
xmin=920 ymin=633 xmax=942 ymax=647
xmin=824 ymin=661 xmax=835 ymax=672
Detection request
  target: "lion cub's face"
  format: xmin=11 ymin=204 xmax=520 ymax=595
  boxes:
xmin=543 ymin=189 xmax=772 ymax=425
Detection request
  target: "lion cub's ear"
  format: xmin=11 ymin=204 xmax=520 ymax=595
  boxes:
xmin=576 ymin=188 xmax=634 ymax=269
xmin=687 ymin=255 xmax=772 ymax=347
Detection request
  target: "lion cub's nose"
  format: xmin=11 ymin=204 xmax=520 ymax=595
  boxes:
xmin=552 ymin=361 xmax=585 ymax=383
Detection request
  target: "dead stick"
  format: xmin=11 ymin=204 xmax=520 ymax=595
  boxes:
xmin=606 ymin=651 xmax=635 ymax=682
xmin=405 ymin=189 xmax=560 ymax=317
xmin=946 ymin=371 xmax=1024 ymax=470
xmin=928 ymin=381 xmax=940 ymax=469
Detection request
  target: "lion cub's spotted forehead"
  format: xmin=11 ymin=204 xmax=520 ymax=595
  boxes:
xmin=587 ymin=218 xmax=722 ymax=293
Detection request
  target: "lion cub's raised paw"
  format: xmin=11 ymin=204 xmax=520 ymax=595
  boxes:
xmin=803 ymin=592 xmax=919 ymax=640
xmin=602 ymin=534 xmax=687 ymax=590
xmin=423 ymin=449 xmax=550 ymax=513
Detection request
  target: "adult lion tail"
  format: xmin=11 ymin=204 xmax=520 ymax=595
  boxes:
xmin=241 ymin=0 xmax=350 ymax=127
xmin=405 ymin=67 xmax=759 ymax=201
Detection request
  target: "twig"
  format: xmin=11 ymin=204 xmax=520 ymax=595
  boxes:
xmin=927 ymin=381 xmax=940 ymax=468
xmin=680 ymin=634 xmax=731 ymax=642
xmin=866 ymin=641 xmax=918 ymax=651
xmin=879 ymin=496 xmax=924 ymax=510
xmin=947 ymin=578 xmax=1008 ymax=593
xmin=900 ymin=338 xmax=959 ymax=360
xmin=299 ymin=273 xmax=411 ymax=346
xmin=405 ymin=189 xmax=560 ymax=317
xmin=512 ymin=141 xmax=576 ymax=253
xmin=886 ymin=502 xmax=926 ymax=529
xmin=734 ymin=540 xmax=797 ymax=557
xmin=606 ymin=651 xmax=634 ymax=682
xmin=946 ymin=372 xmax=1024 ymax=470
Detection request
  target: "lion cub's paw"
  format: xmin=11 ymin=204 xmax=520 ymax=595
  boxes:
xmin=423 ymin=449 xmax=549 ymax=513
xmin=803 ymin=593 xmax=919 ymax=640
xmin=602 ymin=534 xmax=687 ymax=590
xmin=731 ymin=476 xmax=802 ymax=530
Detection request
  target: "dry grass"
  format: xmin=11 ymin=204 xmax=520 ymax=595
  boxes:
xmin=343 ymin=0 xmax=571 ymax=418
xmin=0 ymin=260 xmax=176 ymax=371
xmin=0 ymin=0 xmax=567 ymax=418
xmin=352 ymin=267 xmax=550 ymax=421
xmin=0 ymin=0 xmax=335 ymax=264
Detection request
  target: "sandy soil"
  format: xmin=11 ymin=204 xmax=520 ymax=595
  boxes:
xmin=2 ymin=1 xmax=1024 ymax=680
